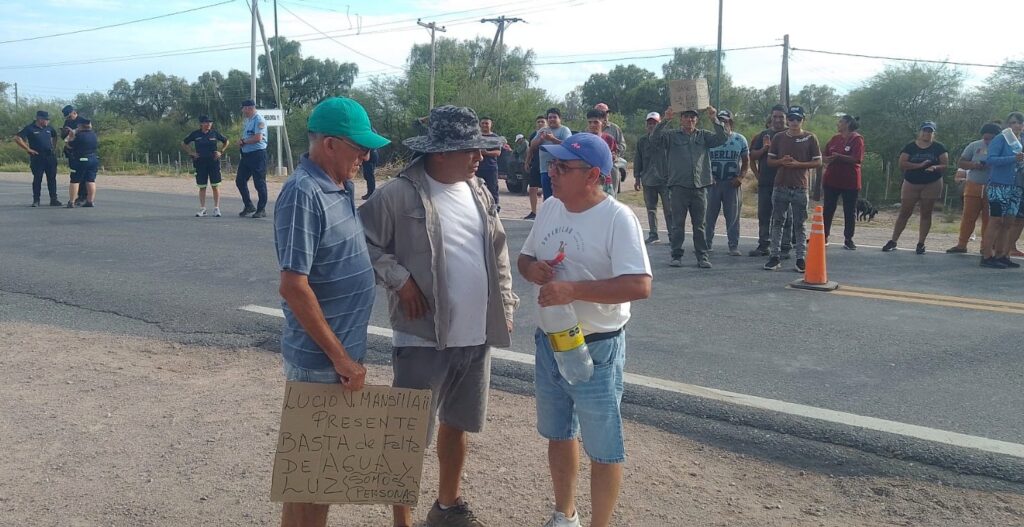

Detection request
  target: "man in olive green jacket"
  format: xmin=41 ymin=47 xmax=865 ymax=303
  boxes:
xmin=651 ymin=105 xmax=728 ymax=268
xmin=634 ymin=111 xmax=672 ymax=244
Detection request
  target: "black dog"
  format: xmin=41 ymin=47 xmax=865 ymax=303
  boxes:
xmin=857 ymin=198 xmax=878 ymax=221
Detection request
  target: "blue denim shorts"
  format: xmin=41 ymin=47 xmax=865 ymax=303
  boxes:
xmin=282 ymin=359 xmax=341 ymax=383
xmin=534 ymin=329 xmax=626 ymax=464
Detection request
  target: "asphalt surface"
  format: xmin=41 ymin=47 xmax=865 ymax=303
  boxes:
xmin=1 ymin=179 xmax=1022 ymax=487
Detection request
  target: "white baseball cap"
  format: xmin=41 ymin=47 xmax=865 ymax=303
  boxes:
xmin=645 ymin=112 xmax=661 ymax=122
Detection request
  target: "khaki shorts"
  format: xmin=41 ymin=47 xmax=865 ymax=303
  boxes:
xmin=901 ymin=179 xmax=943 ymax=201
xmin=392 ymin=344 xmax=490 ymax=446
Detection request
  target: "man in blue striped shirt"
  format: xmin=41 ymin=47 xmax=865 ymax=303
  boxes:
xmin=273 ymin=97 xmax=389 ymax=527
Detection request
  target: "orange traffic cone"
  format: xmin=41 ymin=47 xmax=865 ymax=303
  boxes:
xmin=790 ymin=205 xmax=839 ymax=291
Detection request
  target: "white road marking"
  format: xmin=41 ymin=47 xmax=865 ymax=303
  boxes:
xmin=240 ymin=304 xmax=1024 ymax=459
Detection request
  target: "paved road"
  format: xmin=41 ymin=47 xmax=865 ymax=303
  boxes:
xmin=2 ymin=180 xmax=1022 ymax=482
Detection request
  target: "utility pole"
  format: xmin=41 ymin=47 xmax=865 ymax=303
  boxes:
xmin=250 ymin=0 xmax=258 ymax=102
xmin=714 ymin=0 xmax=723 ymax=108
xmin=417 ymin=19 xmax=446 ymax=110
xmin=480 ymin=16 xmax=524 ymax=89
xmin=274 ymin=0 xmax=283 ymax=175
xmin=780 ymin=34 xmax=790 ymax=108
xmin=255 ymin=5 xmax=294 ymax=172
xmin=13 ymin=82 xmax=18 ymax=111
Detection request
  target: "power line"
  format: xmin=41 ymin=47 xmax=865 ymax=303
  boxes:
xmin=791 ymin=47 xmax=1024 ymax=71
xmin=534 ymin=44 xmax=780 ymax=66
xmin=277 ymin=3 xmax=403 ymax=70
xmin=0 ymin=0 xmax=237 ymax=45
xmin=0 ymin=0 xmax=589 ymax=71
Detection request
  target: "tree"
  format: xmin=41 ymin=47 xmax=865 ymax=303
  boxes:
xmin=107 ymin=73 xmax=191 ymax=123
xmin=258 ymin=37 xmax=359 ymax=108
xmin=792 ymin=84 xmax=842 ymax=117
xmin=580 ymin=65 xmax=659 ymax=116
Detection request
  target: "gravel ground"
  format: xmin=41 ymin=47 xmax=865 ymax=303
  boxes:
xmin=1 ymin=322 xmax=1021 ymax=527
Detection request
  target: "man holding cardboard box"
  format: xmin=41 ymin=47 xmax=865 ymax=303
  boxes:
xmin=650 ymin=105 xmax=729 ymax=269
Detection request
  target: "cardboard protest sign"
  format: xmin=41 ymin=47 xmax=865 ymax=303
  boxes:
xmin=271 ymin=382 xmax=433 ymax=506
xmin=669 ymin=79 xmax=710 ymax=113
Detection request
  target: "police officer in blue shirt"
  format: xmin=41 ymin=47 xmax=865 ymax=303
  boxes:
xmin=64 ymin=118 xmax=100 ymax=208
xmin=182 ymin=115 xmax=229 ymax=217
xmin=61 ymin=105 xmax=89 ymax=206
xmin=14 ymin=110 xmax=61 ymax=207
xmin=236 ymin=99 xmax=269 ymax=218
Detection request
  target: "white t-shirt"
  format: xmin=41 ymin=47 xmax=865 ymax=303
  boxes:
xmin=393 ymin=176 xmax=489 ymax=348
xmin=521 ymin=196 xmax=652 ymax=334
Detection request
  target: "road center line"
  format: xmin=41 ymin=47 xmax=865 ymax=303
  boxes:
xmin=240 ymin=304 xmax=1024 ymax=459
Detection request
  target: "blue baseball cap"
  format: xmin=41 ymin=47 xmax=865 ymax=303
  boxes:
xmin=541 ymin=133 xmax=613 ymax=176
xmin=920 ymin=121 xmax=937 ymax=132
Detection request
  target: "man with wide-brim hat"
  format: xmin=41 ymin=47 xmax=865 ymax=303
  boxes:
xmin=359 ymin=105 xmax=518 ymax=527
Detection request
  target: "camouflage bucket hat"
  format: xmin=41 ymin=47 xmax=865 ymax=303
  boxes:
xmin=402 ymin=105 xmax=505 ymax=153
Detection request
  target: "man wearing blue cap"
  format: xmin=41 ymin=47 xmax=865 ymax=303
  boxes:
xmin=236 ymin=99 xmax=269 ymax=218
xmin=518 ymin=132 xmax=652 ymax=527
xmin=273 ymin=97 xmax=390 ymax=527
xmin=182 ymin=115 xmax=229 ymax=217
xmin=360 ymin=105 xmax=519 ymax=527
xmin=14 ymin=110 xmax=61 ymax=206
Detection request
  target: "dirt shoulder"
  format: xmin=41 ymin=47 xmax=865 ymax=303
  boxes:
xmin=1 ymin=322 xmax=1020 ymax=526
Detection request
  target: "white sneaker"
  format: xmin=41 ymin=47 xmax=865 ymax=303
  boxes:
xmin=195 ymin=208 xmax=207 ymax=217
xmin=542 ymin=511 xmax=581 ymax=527
xmin=212 ymin=207 xmax=222 ymax=217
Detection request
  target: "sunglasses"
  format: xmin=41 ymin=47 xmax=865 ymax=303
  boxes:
xmin=327 ymin=136 xmax=371 ymax=156
xmin=787 ymin=116 xmax=804 ymax=122
xmin=547 ymin=160 xmax=591 ymax=174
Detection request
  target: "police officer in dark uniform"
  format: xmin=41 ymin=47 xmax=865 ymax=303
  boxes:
xmin=182 ymin=115 xmax=229 ymax=217
xmin=14 ymin=110 xmax=61 ymax=207
xmin=60 ymin=105 xmax=89 ymax=206
xmin=65 ymin=118 xmax=99 ymax=208
xmin=236 ymin=99 xmax=269 ymax=218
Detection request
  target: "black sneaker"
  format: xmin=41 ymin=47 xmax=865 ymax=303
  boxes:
xmin=644 ymin=233 xmax=659 ymax=244
xmin=31 ymin=200 xmax=40 ymax=207
xmin=239 ymin=205 xmax=256 ymax=217
xmin=946 ymin=246 xmax=967 ymax=254
xmin=74 ymin=197 xmax=85 ymax=207
xmin=83 ymin=202 xmax=94 ymax=208
xmin=360 ymin=193 xmax=372 ymax=200
xmin=524 ymin=212 xmax=536 ymax=220
xmin=425 ymin=498 xmax=486 ymax=527
xmin=882 ymin=240 xmax=897 ymax=252
xmin=795 ymin=258 xmax=806 ymax=272
xmin=251 ymin=209 xmax=266 ymax=218
xmin=748 ymin=245 xmax=769 ymax=257
xmin=844 ymin=239 xmax=857 ymax=250
xmin=763 ymin=256 xmax=781 ymax=270
xmin=49 ymin=198 xmax=62 ymax=206
xmin=998 ymin=257 xmax=1021 ymax=268
xmin=981 ymin=257 xmax=1008 ymax=269
xmin=916 ymin=242 xmax=926 ymax=255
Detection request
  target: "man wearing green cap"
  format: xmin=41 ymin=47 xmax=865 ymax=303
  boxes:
xmin=273 ymin=97 xmax=390 ymax=527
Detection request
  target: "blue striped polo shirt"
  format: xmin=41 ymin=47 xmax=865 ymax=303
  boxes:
xmin=274 ymin=154 xmax=376 ymax=369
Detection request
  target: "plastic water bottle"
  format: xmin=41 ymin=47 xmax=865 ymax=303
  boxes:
xmin=539 ymin=303 xmax=593 ymax=384
xmin=538 ymin=257 xmax=594 ymax=384
xmin=1002 ymin=127 xmax=1022 ymax=153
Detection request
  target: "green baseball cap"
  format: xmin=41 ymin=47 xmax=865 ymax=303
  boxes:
xmin=307 ymin=97 xmax=390 ymax=149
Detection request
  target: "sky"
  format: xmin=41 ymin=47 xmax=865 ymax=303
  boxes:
xmin=0 ymin=0 xmax=1018 ymax=106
